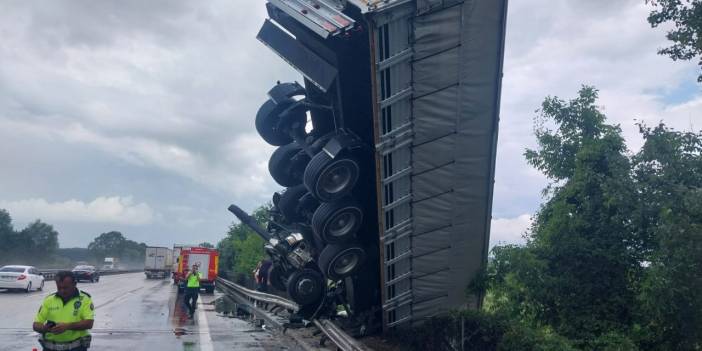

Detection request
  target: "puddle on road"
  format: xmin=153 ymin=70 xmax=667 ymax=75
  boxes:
xmin=165 ymin=291 xmax=272 ymax=351
xmin=168 ymin=291 xmax=199 ymax=338
xmin=214 ymin=296 xmax=268 ymax=333
xmin=215 ymin=296 xmax=251 ymax=318
xmin=182 ymin=340 xmax=197 ymax=350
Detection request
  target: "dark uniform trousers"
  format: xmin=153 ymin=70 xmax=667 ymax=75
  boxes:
xmin=184 ymin=287 xmax=199 ymax=315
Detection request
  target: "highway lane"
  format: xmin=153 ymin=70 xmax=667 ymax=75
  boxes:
xmin=0 ymin=273 xmax=295 ymax=350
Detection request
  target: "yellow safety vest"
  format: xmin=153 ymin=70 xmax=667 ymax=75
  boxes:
xmin=34 ymin=290 xmax=94 ymax=342
xmin=187 ymin=272 xmax=202 ymax=288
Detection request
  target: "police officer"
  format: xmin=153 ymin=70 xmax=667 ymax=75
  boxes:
xmin=183 ymin=264 xmax=202 ymax=318
xmin=32 ymin=271 xmax=94 ymax=351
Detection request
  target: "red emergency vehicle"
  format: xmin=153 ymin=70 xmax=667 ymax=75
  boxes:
xmin=174 ymin=247 xmax=219 ymax=293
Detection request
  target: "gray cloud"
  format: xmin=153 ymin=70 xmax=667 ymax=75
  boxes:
xmin=0 ymin=1 xmax=699 ymax=248
xmin=0 ymin=196 xmax=155 ymax=225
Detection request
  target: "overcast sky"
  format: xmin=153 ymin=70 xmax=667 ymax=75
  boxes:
xmin=0 ymin=1 xmax=699 ymax=249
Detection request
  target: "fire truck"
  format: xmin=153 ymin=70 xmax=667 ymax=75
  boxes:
xmin=173 ymin=246 xmax=219 ymax=293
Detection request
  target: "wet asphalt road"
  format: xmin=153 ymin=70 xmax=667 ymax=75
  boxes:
xmin=0 ymin=273 xmax=292 ymax=351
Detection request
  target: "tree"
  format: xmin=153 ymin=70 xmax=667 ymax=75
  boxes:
xmin=478 ymin=88 xmax=701 ymax=350
xmin=0 ymin=209 xmax=13 ymax=253
xmin=633 ymin=124 xmax=702 ymax=351
xmin=518 ymin=86 xmax=639 ymax=345
xmin=87 ymin=231 xmax=147 ymax=266
xmin=216 ymin=204 xmax=270 ymax=284
xmin=231 ymin=233 xmax=265 ymax=278
xmin=20 ymin=220 xmax=59 ymax=257
xmin=0 ymin=209 xmax=16 ymax=263
xmin=525 ymin=86 xmax=610 ymax=183
xmin=0 ymin=209 xmax=12 ymax=236
xmin=647 ymin=0 xmax=702 ymax=81
xmin=198 ymin=242 xmax=214 ymax=248
xmin=88 ymin=231 xmax=126 ymax=261
xmin=120 ymin=240 xmax=147 ymax=266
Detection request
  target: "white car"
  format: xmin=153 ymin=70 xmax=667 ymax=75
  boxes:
xmin=0 ymin=265 xmax=45 ymax=292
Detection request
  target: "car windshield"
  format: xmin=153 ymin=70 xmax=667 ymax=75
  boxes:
xmin=0 ymin=267 xmax=26 ymax=273
xmin=73 ymin=266 xmax=93 ymax=271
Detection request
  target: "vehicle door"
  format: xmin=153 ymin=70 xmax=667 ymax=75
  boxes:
xmin=188 ymin=253 xmax=210 ymax=280
xmin=29 ymin=268 xmax=40 ymax=286
xmin=21 ymin=267 xmax=32 ymax=287
xmin=27 ymin=268 xmax=35 ymax=286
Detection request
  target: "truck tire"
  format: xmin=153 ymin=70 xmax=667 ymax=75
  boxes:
xmin=318 ymin=244 xmax=366 ymax=281
xmin=256 ymin=99 xmax=306 ymax=146
xmin=269 ymin=144 xmax=310 ymax=187
xmin=286 ymin=269 xmax=324 ymax=306
xmin=312 ymin=198 xmax=363 ymax=244
xmin=278 ymin=184 xmax=309 ymax=223
xmin=304 ymin=151 xmax=359 ymax=202
xmin=268 ymin=265 xmax=287 ymax=292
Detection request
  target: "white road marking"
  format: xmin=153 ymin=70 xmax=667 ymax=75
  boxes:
xmin=197 ymin=300 xmax=214 ymax=351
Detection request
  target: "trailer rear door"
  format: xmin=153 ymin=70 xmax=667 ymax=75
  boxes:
xmin=187 ymin=253 xmax=211 ymax=280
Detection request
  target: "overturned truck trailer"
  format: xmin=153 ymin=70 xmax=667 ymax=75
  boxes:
xmin=254 ymin=0 xmax=507 ymax=331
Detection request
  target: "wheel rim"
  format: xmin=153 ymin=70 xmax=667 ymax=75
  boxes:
xmin=328 ymin=208 xmax=360 ymax=238
xmin=296 ymin=277 xmax=316 ymax=296
xmin=332 ymin=249 xmax=362 ymax=276
xmin=318 ymin=160 xmax=356 ymax=195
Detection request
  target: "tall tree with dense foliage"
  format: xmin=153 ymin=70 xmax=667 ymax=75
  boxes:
xmin=0 ymin=211 xmax=61 ymax=264
xmin=483 ymin=87 xmax=702 ymax=350
xmin=521 ymin=86 xmax=639 ymax=345
xmin=0 ymin=209 xmax=13 ymax=254
xmin=88 ymin=231 xmax=146 ymax=266
xmin=20 ymin=220 xmax=59 ymax=257
xmin=633 ymin=124 xmax=702 ymax=350
xmin=647 ymin=0 xmax=702 ymax=81
xmin=88 ymin=231 xmax=126 ymax=260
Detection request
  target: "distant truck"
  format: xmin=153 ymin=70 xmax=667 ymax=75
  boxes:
xmin=173 ymin=247 xmax=219 ymax=293
xmin=144 ymin=247 xmax=173 ymax=279
xmin=102 ymin=257 xmax=119 ymax=270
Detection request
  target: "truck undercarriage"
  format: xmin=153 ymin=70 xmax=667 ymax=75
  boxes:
xmin=230 ymin=0 xmax=507 ymax=333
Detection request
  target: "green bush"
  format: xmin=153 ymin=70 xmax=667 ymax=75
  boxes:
xmin=499 ymin=324 xmax=577 ymax=351
xmin=588 ymin=332 xmax=638 ymax=351
xmin=395 ymin=309 xmax=576 ymax=351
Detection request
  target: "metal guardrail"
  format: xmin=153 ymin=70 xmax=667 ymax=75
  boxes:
xmin=216 ymin=277 xmax=300 ymax=311
xmin=39 ymin=269 xmax=143 ymax=280
xmin=313 ymin=319 xmax=370 ymax=351
xmin=216 ymin=277 xmax=370 ymax=351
